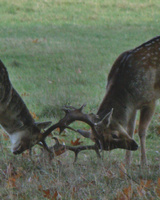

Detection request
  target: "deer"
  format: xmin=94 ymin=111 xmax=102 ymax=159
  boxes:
xmin=41 ymin=36 xmax=160 ymax=166
xmin=0 ymin=59 xmax=53 ymax=154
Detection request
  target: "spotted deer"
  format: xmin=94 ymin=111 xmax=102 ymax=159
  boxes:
xmin=0 ymin=60 xmax=52 ymax=154
xmin=43 ymin=36 xmax=160 ymax=166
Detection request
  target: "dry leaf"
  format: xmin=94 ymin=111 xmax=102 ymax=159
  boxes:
xmin=38 ymin=185 xmax=43 ymax=191
xmin=104 ymin=170 xmax=115 ymax=181
xmin=2 ymin=132 xmax=9 ymax=141
xmin=119 ymin=162 xmax=127 ymax=179
xmin=71 ymin=138 xmax=83 ymax=146
xmin=76 ymin=68 xmax=82 ymax=74
xmin=140 ymin=179 xmax=152 ymax=189
xmin=22 ymin=150 xmax=30 ymax=157
xmin=156 ymin=178 xmax=160 ymax=197
xmin=136 ymin=185 xmax=146 ymax=197
xmin=21 ymin=92 xmax=29 ymax=97
xmin=32 ymin=38 xmax=38 ymax=43
xmin=48 ymin=80 xmax=55 ymax=84
xmin=54 ymin=147 xmax=66 ymax=156
xmin=52 ymin=190 xmax=62 ymax=200
xmin=30 ymin=111 xmax=39 ymax=120
xmin=6 ymin=164 xmax=22 ymax=189
xmin=157 ymin=178 xmax=160 ymax=186
xmin=53 ymin=191 xmax=58 ymax=199
xmin=134 ymin=128 xmax=138 ymax=134
xmin=43 ymin=189 xmax=51 ymax=199
xmin=7 ymin=163 xmax=17 ymax=177
xmin=156 ymin=187 xmax=160 ymax=197
xmin=7 ymin=177 xmax=17 ymax=188
xmin=123 ymin=185 xmax=133 ymax=199
xmin=116 ymin=191 xmax=128 ymax=200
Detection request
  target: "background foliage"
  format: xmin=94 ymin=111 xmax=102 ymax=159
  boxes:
xmin=0 ymin=0 xmax=160 ymax=199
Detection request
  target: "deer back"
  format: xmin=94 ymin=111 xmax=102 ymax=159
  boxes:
xmin=98 ymin=36 xmax=160 ymax=120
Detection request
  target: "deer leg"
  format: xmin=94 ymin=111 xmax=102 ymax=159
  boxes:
xmin=125 ymin=110 xmax=137 ymax=165
xmin=138 ymin=102 xmax=156 ymax=166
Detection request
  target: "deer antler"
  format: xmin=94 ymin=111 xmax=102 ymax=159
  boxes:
xmin=42 ymin=104 xmax=101 ymax=140
xmin=38 ymin=104 xmax=103 ymax=159
xmin=51 ymin=137 xmax=101 ymax=162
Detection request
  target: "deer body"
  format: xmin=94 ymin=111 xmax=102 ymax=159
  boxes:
xmin=0 ymin=60 xmax=51 ymax=154
xmin=97 ymin=36 xmax=160 ymax=165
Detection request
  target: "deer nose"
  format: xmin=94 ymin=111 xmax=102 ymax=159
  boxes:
xmin=131 ymin=140 xmax=138 ymax=151
xmin=12 ymin=145 xmax=23 ymax=154
xmin=13 ymin=150 xmax=21 ymax=154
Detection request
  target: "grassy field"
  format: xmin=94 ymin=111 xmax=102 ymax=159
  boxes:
xmin=0 ymin=0 xmax=160 ymax=199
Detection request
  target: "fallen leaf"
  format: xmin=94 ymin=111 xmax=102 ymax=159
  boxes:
xmin=48 ymin=80 xmax=55 ymax=84
xmin=2 ymin=132 xmax=9 ymax=141
xmin=119 ymin=162 xmax=127 ymax=179
xmin=123 ymin=185 xmax=133 ymax=199
xmin=158 ymin=177 xmax=160 ymax=186
xmin=116 ymin=191 xmax=128 ymax=200
xmin=134 ymin=128 xmax=138 ymax=134
xmin=156 ymin=178 xmax=160 ymax=197
xmin=140 ymin=179 xmax=152 ymax=189
xmin=30 ymin=111 xmax=39 ymax=120
xmin=22 ymin=150 xmax=30 ymax=157
xmin=53 ymin=190 xmax=58 ymax=199
xmin=43 ymin=189 xmax=51 ymax=199
xmin=156 ymin=187 xmax=160 ymax=198
xmin=7 ymin=163 xmax=17 ymax=177
xmin=38 ymin=185 xmax=43 ymax=191
xmin=104 ymin=170 xmax=115 ymax=182
xmin=54 ymin=147 xmax=66 ymax=156
xmin=32 ymin=38 xmax=38 ymax=43
xmin=71 ymin=138 xmax=83 ymax=146
xmin=7 ymin=177 xmax=17 ymax=188
xmin=52 ymin=190 xmax=62 ymax=200
xmin=76 ymin=68 xmax=82 ymax=74
xmin=21 ymin=92 xmax=29 ymax=97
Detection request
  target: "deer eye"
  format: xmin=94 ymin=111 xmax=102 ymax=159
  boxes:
xmin=111 ymin=134 xmax=119 ymax=139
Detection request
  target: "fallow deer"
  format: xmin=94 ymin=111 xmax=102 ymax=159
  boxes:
xmin=43 ymin=36 xmax=160 ymax=166
xmin=0 ymin=60 xmax=52 ymax=154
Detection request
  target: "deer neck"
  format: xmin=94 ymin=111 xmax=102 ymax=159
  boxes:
xmin=0 ymin=88 xmax=34 ymax=135
xmin=97 ymin=85 xmax=134 ymax=129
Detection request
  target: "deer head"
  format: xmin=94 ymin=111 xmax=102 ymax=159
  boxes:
xmin=41 ymin=105 xmax=138 ymax=161
xmin=10 ymin=121 xmax=52 ymax=154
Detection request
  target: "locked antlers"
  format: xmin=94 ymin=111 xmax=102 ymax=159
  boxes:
xmin=38 ymin=104 xmax=103 ymax=161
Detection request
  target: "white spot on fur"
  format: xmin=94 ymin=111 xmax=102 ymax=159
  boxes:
xmin=9 ymin=131 xmax=26 ymax=152
xmin=145 ymin=43 xmax=152 ymax=47
xmin=141 ymin=57 xmax=146 ymax=60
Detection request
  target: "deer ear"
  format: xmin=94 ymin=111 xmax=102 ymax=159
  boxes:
xmin=101 ymin=108 xmax=113 ymax=127
xmin=35 ymin=121 xmax=52 ymax=130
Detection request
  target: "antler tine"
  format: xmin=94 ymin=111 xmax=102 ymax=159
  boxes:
xmin=62 ymin=104 xmax=86 ymax=113
xmin=65 ymin=144 xmax=101 ymax=163
xmin=78 ymin=103 xmax=86 ymax=111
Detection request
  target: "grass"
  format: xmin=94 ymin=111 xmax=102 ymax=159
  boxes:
xmin=0 ymin=0 xmax=160 ymax=199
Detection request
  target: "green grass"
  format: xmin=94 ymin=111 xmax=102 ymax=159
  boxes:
xmin=0 ymin=0 xmax=160 ymax=199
